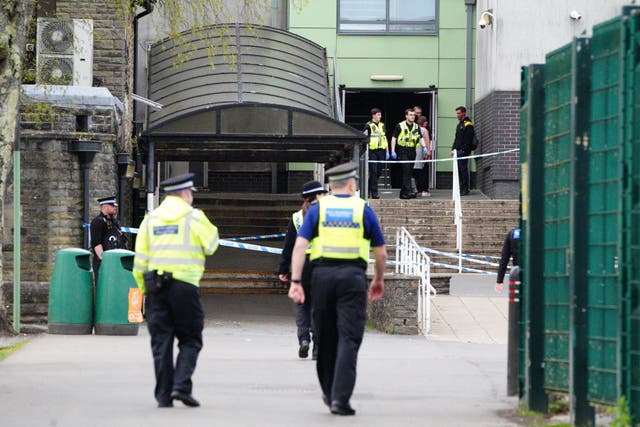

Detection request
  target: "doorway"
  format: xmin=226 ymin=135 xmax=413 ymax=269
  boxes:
xmin=342 ymin=89 xmax=437 ymax=189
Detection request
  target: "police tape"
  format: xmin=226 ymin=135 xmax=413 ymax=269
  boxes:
xmin=386 ymin=244 xmax=501 ymax=261
xmin=227 ymin=233 xmax=286 ymax=241
xmin=420 ymin=246 xmax=503 ymax=269
xmin=218 ymin=239 xmax=283 ymax=255
xmin=368 ymin=148 xmax=519 ymax=164
xmin=83 ymin=222 xmax=139 ymax=234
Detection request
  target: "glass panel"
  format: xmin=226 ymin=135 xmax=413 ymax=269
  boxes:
xmin=340 ymin=23 xmax=387 ymax=32
xmin=389 ymin=0 xmax=436 ymax=22
xmin=340 ymin=0 xmax=385 ymax=21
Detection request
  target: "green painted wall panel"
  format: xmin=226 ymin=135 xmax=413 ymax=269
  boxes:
xmin=438 ymin=28 xmax=467 ymax=58
xmin=291 ymin=28 xmax=337 ymax=54
xmin=438 ymin=59 xmax=467 ymax=87
xmin=336 ymin=58 xmax=439 ymax=87
xmin=439 ymin=0 xmax=468 ymax=29
xmin=336 ymin=35 xmax=440 ymax=58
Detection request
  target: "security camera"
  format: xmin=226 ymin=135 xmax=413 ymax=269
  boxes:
xmin=570 ymin=10 xmax=582 ymax=20
xmin=478 ymin=10 xmax=494 ymax=29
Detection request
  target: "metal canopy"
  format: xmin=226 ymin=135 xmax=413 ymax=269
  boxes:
xmin=142 ymin=24 xmax=365 ymax=163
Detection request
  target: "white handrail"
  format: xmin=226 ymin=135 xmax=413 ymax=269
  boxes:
xmin=395 ymin=226 xmax=436 ymax=336
xmin=451 ymin=151 xmax=463 ymax=273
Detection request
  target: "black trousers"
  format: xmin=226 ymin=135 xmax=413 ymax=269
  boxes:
xmin=311 ymin=264 xmax=367 ymax=405
xmin=146 ymin=279 xmax=204 ymax=405
xmin=456 ymin=150 xmax=470 ymax=193
xmin=296 ymin=259 xmax=314 ymax=345
xmin=397 ymin=146 xmax=416 ymax=196
xmin=92 ymin=257 xmax=101 ymax=285
xmin=368 ymin=149 xmax=386 ymax=197
xmin=413 ymin=165 xmax=429 ymax=193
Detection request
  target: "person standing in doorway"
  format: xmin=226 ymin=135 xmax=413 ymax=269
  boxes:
xmin=133 ymin=173 xmax=219 ymax=408
xmin=363 ymin=108 xmax=389 ymax=199
xmin=288 ymin=162 xmax=387 ymax=416
xmin=414 ymin=116 xmax=431 ymax=197
xmin=450 ymin=106 xmax=475 ymax=196
xmin=278 ymin=180 xmax=327 ymax=360
xmin=390 ymin=108 xmax=424 ymax=199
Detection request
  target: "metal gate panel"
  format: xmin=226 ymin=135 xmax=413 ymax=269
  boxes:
xmin=542 ymin=43 xmax=573 ymax=393
xmin=587 ymin=16 xmax=624 ymax=405
xmin=625 ymin=9 xmax=640 ymax=418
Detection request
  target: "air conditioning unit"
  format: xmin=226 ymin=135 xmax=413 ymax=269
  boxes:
xmin=36 ymin=18 xmax=93 ymax=86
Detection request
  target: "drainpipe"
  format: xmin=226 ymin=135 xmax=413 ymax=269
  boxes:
xmin=464 ymin=0 xmax=476 ymax=116
xmin=133 ymin=2 xmax=155 ymax=123
xmin=68 ymin=140 xmax=101 ymax=249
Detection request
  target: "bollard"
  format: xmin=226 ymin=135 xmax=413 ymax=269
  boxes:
xmin=507 ymin=266 xmax=521 ymax=396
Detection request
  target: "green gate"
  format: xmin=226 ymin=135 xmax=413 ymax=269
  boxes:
xmin=542 ymin=42 xmax=574 ymax=394
xmin=586 ymin=15 xmax=625 ymax=406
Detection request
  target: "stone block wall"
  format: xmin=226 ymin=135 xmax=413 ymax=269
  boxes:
xmin=367 ymin=275 xmax=421 ymax=335
xmin=55 ymin=0 xmax=128 ymax=101
xmin=3 ymin=104 xmax=119 ymax=285
xmin=474 ymin=91 xmax=520 ymax=199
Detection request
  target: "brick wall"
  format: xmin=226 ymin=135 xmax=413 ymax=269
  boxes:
xmin=367 ymin=275 xmax=421 ymax=335
xmin=474 ymin=91 xmax=520 ymax=199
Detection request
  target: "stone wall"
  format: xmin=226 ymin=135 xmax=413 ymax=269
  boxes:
xmin=367 ymin=275 xmax=421 ymax=335
xmin=474 ymin=91 xmax=520 ymax=199
xmin=55 ymin=0 xmax=128 ymax=101
xmin=2 ymin=103 xmax=119 ymax=286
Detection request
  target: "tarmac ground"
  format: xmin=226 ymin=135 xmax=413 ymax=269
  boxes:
xmin=0 ymin=291 xmax=522 ymax=427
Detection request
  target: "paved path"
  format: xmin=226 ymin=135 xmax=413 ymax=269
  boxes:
xmin=0 ymin=294 xmax=519 ymax=427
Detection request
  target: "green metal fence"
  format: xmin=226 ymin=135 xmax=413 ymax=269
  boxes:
xmin=586 ymin=15 xmax=624 ymax=406
xmin=519 ymin=7 xmax=640 ymax=423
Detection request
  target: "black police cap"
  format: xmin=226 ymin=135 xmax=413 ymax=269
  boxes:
xmin=160 ymin=173 xmax=197 ymax=193
xmin=325 ymin=162 xmax=359 ymax=182
xmin=97 ymin=196 xmax=118 ymax=206
xmin=301 ymin=180 xmax=327 ymax=197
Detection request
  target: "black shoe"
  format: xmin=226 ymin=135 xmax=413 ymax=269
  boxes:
xmin=409 ymin=192 xmax=418 ymax=199
xmin=330 ymin=401 xmax=356 ymax=416
xmin=370 ymin=194 xmax=380 ymax=199
xmin=312 ymin=345 xmax=319 ymax=360
xmin=157 ymin=402 xmax=173 ymax=408
xmin=171 ymin=391 xmax=200 ymax=407
xmin=461 ymin=190 xmax=470 ymax=196
xmin=400 ymin=194 xmax=411 ymax=200
xmin=298 ymin=340 xmax=310 ymax=358
xmin=322 ymin=394 xmax=331 ymax=408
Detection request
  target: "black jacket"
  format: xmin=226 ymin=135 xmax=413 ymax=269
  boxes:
xmin=497 ymin=228 xmax=520 ymax=283
xmin=451 ymin=117 xmax=474 ymax=153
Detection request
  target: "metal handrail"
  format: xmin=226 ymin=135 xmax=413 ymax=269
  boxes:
xmin=395 ymin=226 xmax=436 ymax=336
xmin=451 ymin=151 xmax=463 ymax=272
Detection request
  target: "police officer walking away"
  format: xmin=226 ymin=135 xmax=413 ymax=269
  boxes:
xmin=90 ymin=196 xmax=127 ymax=283
xmin=450 ymin=106 xmax=475 ymax=196
xmin=278 ymin=180 xmax=327 ymax=359
xmin=288 ymin=162 xmax=387 ymax=416
xmin=495 ymin=227 xmax=520 ymax=293
xmin=364 ymin=108 xmax=389 ymax=199
xmin=133 ymin=173 xmax=219 ymax=408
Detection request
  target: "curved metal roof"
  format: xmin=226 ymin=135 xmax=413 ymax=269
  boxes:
xmin=143 ymin=24 xmax=364 ymax=163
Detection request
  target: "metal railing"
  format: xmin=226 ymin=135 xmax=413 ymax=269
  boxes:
xmin=451 ymin=151 xmax=463 ymax=272
xmin=395 ymin=226 xmax=436 ymax=335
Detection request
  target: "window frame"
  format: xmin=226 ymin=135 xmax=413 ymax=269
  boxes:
xmin=337 ymin=0 xmax=439 ymax=35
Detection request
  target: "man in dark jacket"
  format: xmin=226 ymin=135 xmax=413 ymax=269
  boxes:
xmin=450 ymin=106 xmax=475 ymax=196
xmin=495 ymin=227 xmax=520 ymax=293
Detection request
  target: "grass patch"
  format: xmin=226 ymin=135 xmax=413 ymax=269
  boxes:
xmin=0 ymin=340 xmax=29 ymax=362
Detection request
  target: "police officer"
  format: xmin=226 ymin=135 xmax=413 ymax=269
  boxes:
xmin=450 ymin=106 xmax=475 ymax=196
xmin=90 ymin=196 xmax=127 ymax=283
xmin=133 ymin=173 xmax=219 ymax=408
xmin=390 ymin=108 xmax=426 ymax=199
xmin=288 ymin=162 xmax=387 ymax=416
xmin=278 ymin=180 xmax=327 ymax=359
xmin=495 ymin=227 xmax=520 ymax=293
xmin=364 ymin=108 xmax=389 ymax=199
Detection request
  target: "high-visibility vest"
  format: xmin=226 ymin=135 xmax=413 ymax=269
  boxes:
xmin=367 ymin=121 xmax=388 ymax=150
xmin=133 ymin=196 xmax=219 ymax=292
xmin=309 ymin=195 xmax=370 ymax=263
xmin=292 ymin=209 xmax=312 ymax=255
xmin=397 ymin=121 xmax=420 ymax=147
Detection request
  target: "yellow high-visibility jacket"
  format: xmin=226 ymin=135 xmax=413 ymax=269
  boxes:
xmin=133 ymin=195 xmax=219 ymax=294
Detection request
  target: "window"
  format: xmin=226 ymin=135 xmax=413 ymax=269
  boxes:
xmin=338 ymin=0 xmax=437 ymax=34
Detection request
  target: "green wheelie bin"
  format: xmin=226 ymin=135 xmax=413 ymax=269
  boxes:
xmin=94 ymin=249 xmax=140 ymax=336
xmin=48 ymin=248 xmax=94 ymax=334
